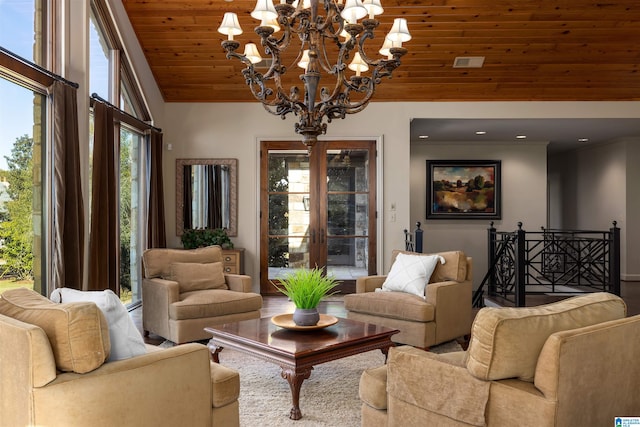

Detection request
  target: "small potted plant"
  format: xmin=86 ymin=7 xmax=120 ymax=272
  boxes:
xmin=274 ymin=267 xmax=340 ymax=326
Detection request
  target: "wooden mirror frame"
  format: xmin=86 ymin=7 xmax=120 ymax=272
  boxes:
xmin=176 ymin=158 xmax=238 ymax=237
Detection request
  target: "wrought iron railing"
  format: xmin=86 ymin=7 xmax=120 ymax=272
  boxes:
xmin=404 ymin=222 xmax=424 ymax=253
xmin=473 ymin=221 xmax=620 ymax=308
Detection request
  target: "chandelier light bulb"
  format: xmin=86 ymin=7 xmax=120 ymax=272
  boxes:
xmin=341 ymin=0 xmax=367 ymax=23
xmin=261 ymin=17 xmax=281 ymax=32
xmin=243 ymin=43 xmax=263 ymax=64
xmin=297 ymin=49 xmax=310 ymax=71
xmin=348 ymin=52 xmax=369 ymax=76
xmin=363 ymin=0 xmax=383 ymax=19
xmin=292 ymin=0 xmax=311 ymax=8
xmin=379 ymin=38 xmax=393 ymax=59
xmin=251 ymin=0 xmax=278 ymax=21
xmin=386 ymin=18 xmax=411 ymax=43
xmin=218 ymin=12 xmax=243 ymax=40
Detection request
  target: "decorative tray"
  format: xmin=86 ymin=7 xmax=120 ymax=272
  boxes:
xmin=271 ymin=313 xmax=339 ymax=331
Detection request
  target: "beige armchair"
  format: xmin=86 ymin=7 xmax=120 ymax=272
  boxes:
xmin=0 ymin=289 xmax=240 ymax=427
xmin=359 ymin=292 xmax=640 ymax=427
xmin=142 ymin=245 xmax=262 ymax=344
xmin=344 ymin=250 xmax=472 ymax=348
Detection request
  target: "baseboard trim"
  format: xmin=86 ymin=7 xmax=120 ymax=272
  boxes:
xmin=621 ymin=274 xmax=640 ymax=282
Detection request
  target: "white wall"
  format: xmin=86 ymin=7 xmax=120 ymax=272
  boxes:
xmin=549 ymin=138 xmax=640 ymax=280
xmin=627 ymin=141 xmax=640 ymax=280
xmin=410 ymin=142 xmax=548 ymax=289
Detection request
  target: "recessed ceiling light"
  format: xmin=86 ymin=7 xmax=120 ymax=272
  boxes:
xmin=419 ymin=135 xmax=429 ymax=139
xmin=578 ymin=138 xmax=589 ymax=142
xmin=475 ymin=131 xmax=486 ymax=135
xmin=516 ymin=135 xmax=527 ymax=139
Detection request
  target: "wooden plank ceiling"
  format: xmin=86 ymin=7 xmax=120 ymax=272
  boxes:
xmin=121 ymin=0 xmax=640 ymax=103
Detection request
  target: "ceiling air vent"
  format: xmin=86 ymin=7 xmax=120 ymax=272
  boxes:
xmin=453 ymin=56 xmax=485 ymax=68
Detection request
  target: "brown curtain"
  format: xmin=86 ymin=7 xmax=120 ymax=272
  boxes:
xmin=183 ymin=165 xmax=192 ymax=230
xmin=88 ymin=102 xmax=119 ymax=293
xmin=147 ymin=130 xmax=166 ymax=248
xmin=210 ymin=165 xmax=222 ymax=229
xmin=51 ymin=81 xmax=84 ymax=290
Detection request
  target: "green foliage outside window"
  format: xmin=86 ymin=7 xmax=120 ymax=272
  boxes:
xmin=181 ymin=228 xmax=234 ymax=249
xmin=0 ymin=135 xmax=34 ymax=280
xmin=268 ymin=156 xmax=289 ymax=267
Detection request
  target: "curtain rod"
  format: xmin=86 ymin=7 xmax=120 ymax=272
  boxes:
xmin=90 ymin=93 xmax=162 ymax=133
xmin=0 ymin=46 xmax=79 ymax=89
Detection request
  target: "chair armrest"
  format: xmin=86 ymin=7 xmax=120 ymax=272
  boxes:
xmin=387 ymin=346 xmax=489 ymax=426
xmin=34 ymin=344 xmax=217 ymax=426
xmin=141 ymin=278 xmax=180 ymax=338
xmin=225 ymin=274 xmax=253 ymax=292
xmin=142 ymin=277 xmax=180 ymax=303
xmin=425 ymin=280 xmax=473 ymax=343
xmin=356 ymin=275 xmax=386 ymax=293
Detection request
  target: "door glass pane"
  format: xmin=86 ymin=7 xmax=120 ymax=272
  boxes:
xmin=326 ymin=149 xmax=369 ymax=281
xmin=0 ymin=77 xmax=46 ymax=294
xmin=267 ymin=151 xmax=310 ymax=279
xmin=119 ymin=126 xmax=142 ymax=305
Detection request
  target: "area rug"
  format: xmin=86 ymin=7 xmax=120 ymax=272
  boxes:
xmin=160 ymin=340 xmax=461 ymax=426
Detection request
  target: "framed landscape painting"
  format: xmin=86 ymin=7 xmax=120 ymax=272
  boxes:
xmin=426 ymin=160 xmax=501 ymax=220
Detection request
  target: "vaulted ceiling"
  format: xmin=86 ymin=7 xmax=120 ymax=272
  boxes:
xmin=122 ymin=0 xmax=640 ymax=103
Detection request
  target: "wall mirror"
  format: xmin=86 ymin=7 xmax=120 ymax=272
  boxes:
xmin=176 ymin=158 xmax=238 ymax=236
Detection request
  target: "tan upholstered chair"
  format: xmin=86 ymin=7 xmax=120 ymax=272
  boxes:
xmin=0 ymin=288 xmax=240 ymax=427
xmin=142 ymin=245 xmax=262 ymax=344
xmin=344 ymin=250 xmax=472 ymax=348
xmin=359 ymin=292 xmax=640 ymax=427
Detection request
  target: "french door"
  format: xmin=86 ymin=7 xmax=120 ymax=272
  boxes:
xmin=260 ymin=140 xmax=377 ymax=294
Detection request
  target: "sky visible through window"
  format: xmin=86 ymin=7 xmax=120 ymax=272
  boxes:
xmin=1 ymin=1 xmax=110 ymax=171
xmin=0 ymin=0 xmax=37 ymax=169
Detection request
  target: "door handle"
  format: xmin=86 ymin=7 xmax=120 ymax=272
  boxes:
xmin=320 ymin=228 xmax=325 ymax=244
xmin=311 ymin=229 xmax=316 ymax=244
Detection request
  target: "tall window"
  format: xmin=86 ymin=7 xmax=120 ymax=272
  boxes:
xmin=0 ymin=0 xmax=48 ymax=295
xmin=89 ymin=1 xmax=150 ymax=306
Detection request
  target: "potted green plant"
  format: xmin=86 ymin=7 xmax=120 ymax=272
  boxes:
xmin=181 ymin=228 xmax=234 ymax=249
xmin=274 ymin=267 xmax=340 ymax=326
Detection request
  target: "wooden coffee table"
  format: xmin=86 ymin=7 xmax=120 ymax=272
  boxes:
xmin=205 ymin=316 xmax=398 ymax=420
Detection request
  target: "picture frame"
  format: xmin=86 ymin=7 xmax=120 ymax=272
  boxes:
xmin=426 ymin=160 xmax=501 ymax=220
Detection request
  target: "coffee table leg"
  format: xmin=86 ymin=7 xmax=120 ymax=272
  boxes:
xmin=381 ymin=342 xmax=395 ymax=362
xmin=207 ymin=340 xmax=223 ymax=363
xmin=281 ymin=367 xmax=313 ymax=420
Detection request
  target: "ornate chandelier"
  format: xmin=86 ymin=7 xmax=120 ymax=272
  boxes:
xmin=218 ymin=0 xmax=411 ymax=152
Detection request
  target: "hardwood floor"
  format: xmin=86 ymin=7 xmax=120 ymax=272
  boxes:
xmin=130 ymin=281 xmax=640 ymax=345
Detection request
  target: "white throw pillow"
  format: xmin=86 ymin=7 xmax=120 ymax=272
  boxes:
xmin=378 ymin=253 xmax=446 ymax=298
xmin=50 ymin=288 xmax=147 ymax=362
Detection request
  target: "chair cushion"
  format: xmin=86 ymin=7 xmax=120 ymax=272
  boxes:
xmin=380 ymin=253 xmax=445 ymax=298
xmin=430 ymin=251 xmax=468 ymax=283
xmin=170 ymin=290 xmax=263 ymax=320
xmin=166 ymin=262 xmax=228 ymax=292
xmin=0 ymin=288 xmax=110 ymax=373
xmin=466 ymin=292 xmax=626 ymax=382
xmin=50 ymin=288 xmax=146 ymax=362
xmin=390 ymin=250 xmax=468 ymax=283
xmin=344 ymin=291 xmax=435 ymax=322
xmin=142 ymin=246 xmax=223 ymax=279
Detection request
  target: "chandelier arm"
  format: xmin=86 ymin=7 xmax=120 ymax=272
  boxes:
xmin=226 ymin=49 xmax=305 ymax=116
xmin=317 ymin=30 xmax=344 ymax=74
